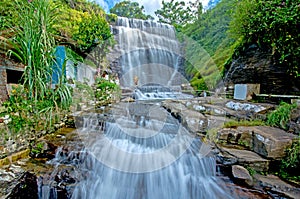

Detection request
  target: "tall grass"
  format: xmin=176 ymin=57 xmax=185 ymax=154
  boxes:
xmin=8 ymin=0 xmax=71 ymax=108
xmin=3 ymin=0 xmax=72 ymax=139
xmin=9 ymin=0 xmax=56 ymax=101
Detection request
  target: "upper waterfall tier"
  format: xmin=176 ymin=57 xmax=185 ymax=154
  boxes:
xmin=108 ymin=17 xmax=187 ymax=88
xmin=115 ymin=17 xmax=177 ymax=40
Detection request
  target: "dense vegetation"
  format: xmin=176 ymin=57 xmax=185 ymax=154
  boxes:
xmin=0 ymin=0 xmax=117 ymax=147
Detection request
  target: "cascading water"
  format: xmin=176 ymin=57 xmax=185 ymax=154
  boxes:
xmin=40 ymin=103 xmax=236 ymax=199
xmin=39 ymin=17 xmax=236 ymax=199
xmin=109 ymin=17 xmax=188 ymax=91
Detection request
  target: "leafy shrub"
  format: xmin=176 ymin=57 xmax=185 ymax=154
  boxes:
xmin=279 ymin=138 xmax=300 ymax=182
xmin=267 ymin=102 xmax=297 ymax=130
xmin=72 ymin=14 xmax=111 ymax=52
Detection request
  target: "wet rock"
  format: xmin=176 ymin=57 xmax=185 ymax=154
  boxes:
xmin=226 ymin=101 xmax=266 ymax=113
xmin=217 ymin=147 xmax=269 ymax=172
xmin=232 ymin=165 xmax=253 ymax=186
xmin=7 ymin=172 xmax=38 ymax=199
xmin=181 ymin=109 xmax=207 ymax=133
xmin=253 ymin=174 xmax=300 ymax=199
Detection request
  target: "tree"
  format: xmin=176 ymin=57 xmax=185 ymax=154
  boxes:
xmin=155 ymin=0 xmax=202 ymax=26
xmin=110 ymin=1 xmax=153 ymax=20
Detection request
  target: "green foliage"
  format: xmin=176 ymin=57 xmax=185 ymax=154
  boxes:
xmin=1 ymin=0 xmax=72 ymax=139
xmin=190 ymin=77 xmax=208 ymax=92
xmin=0 ymin=1 xmax=14 ymax=30
xmin=229 ymin=0 xmax=300 ymax=77
xmin=94 ymin=78 xmax=120 ymax=106
xmin=54 ymin=0 xmax=112 ymax=53
xmin=72 ymin=14 xmax=111 ymax=52
xmin=224 ymin=119 xmax=266 ymax=128
xmin=107 ymin=13 xmax=118 ymax=23
xmin=155 ymin=0 xmax=201 ymax=27
xmin=1 ymin=86 xmax=67 ymax=135
xmin=279 ymin=138 xmax=300 ymax=182
xmin=31 ymin=142 xmax=44 ymax=155
xmin=110 ymin=1 xmax=153 ymax=20
xmin=246 ymin=166 xmax=256 ymax=176
xmin=267 ymin=102 xmax=297 ymax=130
xmin=8 ymin=0 xmax=56 ymax=101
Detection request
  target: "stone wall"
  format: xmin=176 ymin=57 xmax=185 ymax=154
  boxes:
xmin=0 ymin=55 xmax=25 ymax=102
xmin=0 ymin=68 xmax=7 ymax=102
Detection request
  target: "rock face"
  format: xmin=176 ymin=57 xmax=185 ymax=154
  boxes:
xmin=224 ymin=44 xmax=299 ymax=94
xmin=7 ymin=172 xmax=38 ymax=199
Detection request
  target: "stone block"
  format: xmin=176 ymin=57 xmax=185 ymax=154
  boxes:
xmin=234 ymin=84 xmax=260 ymax=100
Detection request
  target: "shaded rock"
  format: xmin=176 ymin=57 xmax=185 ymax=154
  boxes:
xmin=253 ymin=174 xmax=300 ymax=199
xmin=251 ymin=126 xmax=297 ymax=159
xmin=217 ymin=147 xmax=269 ymax=172
xmin=232 ymin=165 xmax=253 ymax=186
xmin=288 ymin=106 xmax=300 ymax=134
xmin=7 ymin=172 xmax=38 ymax=199
xmin=224 ymin=44 xmax=299 ymax=94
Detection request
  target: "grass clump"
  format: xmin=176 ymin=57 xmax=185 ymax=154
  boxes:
xmin=224 ymin=119 xmax=265 ymax=128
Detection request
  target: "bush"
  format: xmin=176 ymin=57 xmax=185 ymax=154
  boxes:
xmin=267 ymin=102 xmax=297 ymax=130
xmin=94 ymin=77 xmax=120 ymax=106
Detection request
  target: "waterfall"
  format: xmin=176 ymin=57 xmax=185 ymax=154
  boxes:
xmin=109 ymin=17 xmax=188 ymax=89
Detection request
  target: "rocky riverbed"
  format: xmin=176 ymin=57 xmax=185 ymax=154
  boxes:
xmin=0 ymin=97 xmax=299 ymax=199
